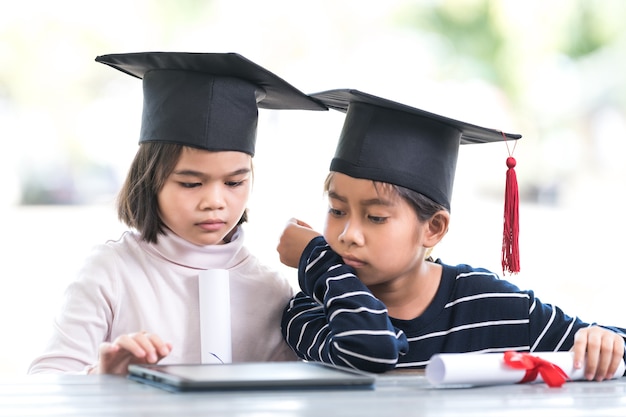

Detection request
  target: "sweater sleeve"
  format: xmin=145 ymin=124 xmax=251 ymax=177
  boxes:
xmin=27 ymin=243 xmax=118 ymax=374
xmin=281 ymin=236 xmax=408 ymax=373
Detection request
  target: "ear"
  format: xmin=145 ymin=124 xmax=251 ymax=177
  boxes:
xmin=423 ymin=210 xmax=450 ymax=248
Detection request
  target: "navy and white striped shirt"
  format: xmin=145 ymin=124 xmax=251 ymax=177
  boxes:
xmin=281 ymin=237 xmax=626 ymax=373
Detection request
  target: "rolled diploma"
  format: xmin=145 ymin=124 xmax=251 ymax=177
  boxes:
xmin=425 ymin=351 xmax=626 ymax=387
xmin=198 ymin=269 xmax=232 ymax=364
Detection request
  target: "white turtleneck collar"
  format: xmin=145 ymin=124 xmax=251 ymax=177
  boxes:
xmin=144 ymin=226 xmax=251 ymax=270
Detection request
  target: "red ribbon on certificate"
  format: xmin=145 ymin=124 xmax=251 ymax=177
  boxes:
xmin=503 ymin=351 xmax=569 ymax=388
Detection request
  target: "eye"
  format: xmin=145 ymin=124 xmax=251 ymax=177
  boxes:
xmin=328 ymin=207 xmax=344 ymax=217
xmin=225 ymin=180 xmax=245 ymax=187
xmin=180 ymin=182 xmax=201 ymax=188
xmin=368 ymin=215 xmax=388 ymax=224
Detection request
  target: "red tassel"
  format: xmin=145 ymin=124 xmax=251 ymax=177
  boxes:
xmin=502 ymin=155 xmax=520 ymax=274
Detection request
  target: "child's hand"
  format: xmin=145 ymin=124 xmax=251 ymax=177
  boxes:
xmin=277 ymin=218 xmax=321 ymax=268
xmin=572 ymin=326 xmax=625 ymax=381
xmin=90 ymin=331 xmax=172 ymax=375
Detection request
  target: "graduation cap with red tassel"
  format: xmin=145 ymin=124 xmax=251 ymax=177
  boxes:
xmin=307 ymin=89 xmax=522 ymax=277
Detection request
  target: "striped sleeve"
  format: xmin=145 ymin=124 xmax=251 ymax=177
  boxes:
xmin=527 ymin=291 xmax=626 ymax=355
xmin=281 ymin=237 xmax=408 ymax=373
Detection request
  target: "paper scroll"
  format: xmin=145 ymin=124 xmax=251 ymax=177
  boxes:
xmin=425 ymin=351 xmax=625 ymax=387
xmin=198 ymin=269 xmax=232 ymax=364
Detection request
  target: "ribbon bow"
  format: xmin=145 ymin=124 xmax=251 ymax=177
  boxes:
xmin=503 ymin=351 xmax=569 ymax=388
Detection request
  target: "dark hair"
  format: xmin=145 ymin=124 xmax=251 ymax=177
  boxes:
xmin=117 ymin=142 xmax=248 ymax=243
xmin=323 ymin=172 xmax=446 ymax=222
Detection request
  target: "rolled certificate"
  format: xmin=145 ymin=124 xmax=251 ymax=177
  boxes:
xmin=198 ymin=269 xmax=232 ymax=364
xmin=425 ymin=351 xmax=626 ymax=387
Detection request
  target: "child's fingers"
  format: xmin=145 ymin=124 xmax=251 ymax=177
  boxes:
xmin=97 ymin=342 xmax=132 ymax=374
xmin=143 ymin=332 xmax=172 ymax=358
xmin=583 ymin=329 xmax=603 ymax=380
xmin=285 ymin=217 xmax=312 ymax=230
xmin=590 ymin=342 xmax=610 ymax=381
xmin=97 ymin=333 xmax=172 ymax=375
xmin=572 ymin=327 xmax=603 ymax=380
xmin=114 ymin=331 xmax=168 ymax=363
xmin=604 ymin=337 xmax=625 ymax=380
xmin=132 ymin=332 xmax=172 ymax=362
xmin=574 ymin=327 xmax=624 ymax=381
xmin=97 ymin=342 xmax=120 ymax=356
xmin=295 ymin=219 xmax=313 ymax=229
xmin=589 ymin=334 xmax=623 ymax=381
xmin=277 ymin=220 xmax=320 ymax=268
xmin=110 ymin=333 xmax=149 ymax=359
xmin=571 ymin=328 xmax=589 ymax=371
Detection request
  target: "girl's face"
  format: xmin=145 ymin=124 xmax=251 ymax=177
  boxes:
xmin=158 ymin=148 xmax=252 ymax=246
xmin=323 ymin=172 xmax=431 ymax=289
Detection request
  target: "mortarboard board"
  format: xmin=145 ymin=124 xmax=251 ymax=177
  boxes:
xmin=309 ymin=88 xmax=521 ymax=211
xmin=95 ymin=52 xmax=327 ymax=156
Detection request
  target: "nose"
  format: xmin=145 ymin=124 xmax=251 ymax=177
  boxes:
xmin=199 ymin=183 xmax=225 ymax=210
xmin=338 ymin=218 xmax=364 ymax=246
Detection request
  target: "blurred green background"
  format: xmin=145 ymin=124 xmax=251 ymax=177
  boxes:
xmin=2 ymin=0 xmax=625 ymax=375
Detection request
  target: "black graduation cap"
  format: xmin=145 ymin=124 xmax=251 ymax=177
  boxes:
xmin=95 ymin=52 xmax=327 ymax=156
xmin=310 ymin=89 xmax=522 ymax=211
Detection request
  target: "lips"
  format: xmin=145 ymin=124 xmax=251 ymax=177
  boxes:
xmin=342 ymin=255 xmax=366 ymax=269
xmin=196 ymin=219 xmax=226 ymax=232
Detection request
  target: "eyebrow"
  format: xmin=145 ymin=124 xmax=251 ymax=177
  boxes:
xmin=328 ymin=190 xmax=394 ymax=207
xmin=172 ymin=168 xmax=251 ymax=179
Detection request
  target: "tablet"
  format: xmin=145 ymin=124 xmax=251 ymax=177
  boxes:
xmin=127 ymin=361 xmax=376 ymax=392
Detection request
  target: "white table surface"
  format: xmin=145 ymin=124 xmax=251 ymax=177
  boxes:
xmin=3 ymin=371 xmax=625 ymax=416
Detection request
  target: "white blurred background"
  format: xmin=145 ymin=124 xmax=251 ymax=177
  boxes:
xmin=2 ymin=0 xmax=625 ymax=375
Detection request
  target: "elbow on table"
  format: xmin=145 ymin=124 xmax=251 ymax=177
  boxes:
xmin=334 ymin=338 xmax=401 ymax=373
